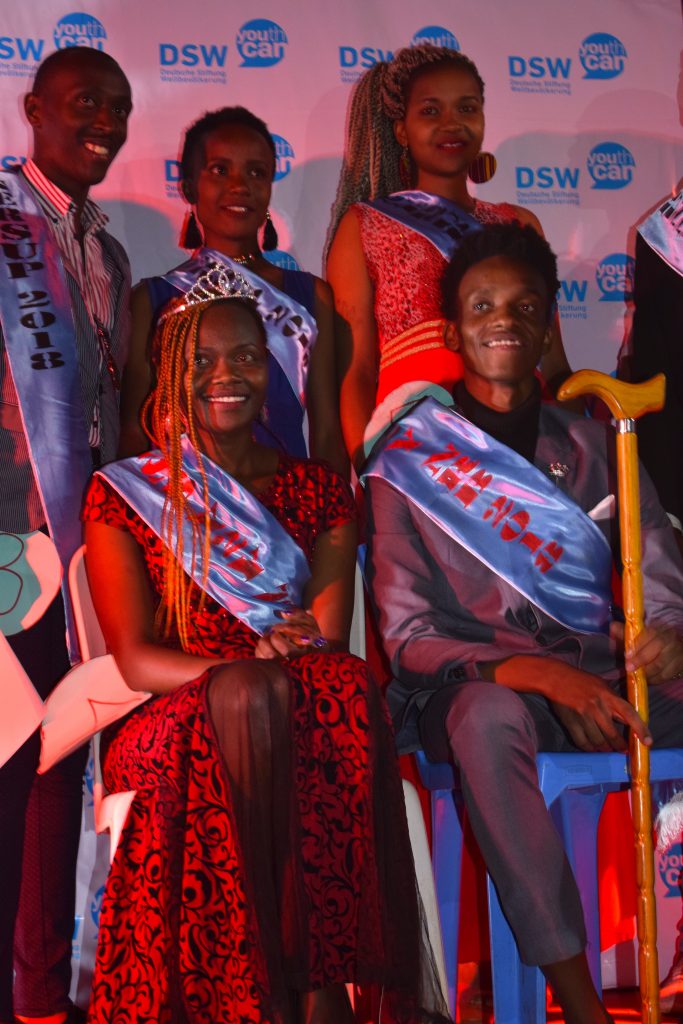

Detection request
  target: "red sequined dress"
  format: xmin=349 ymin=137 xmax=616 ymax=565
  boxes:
xmin=81 ymin=455 xmax=447 ymax=1024
xmin=354 ymin=196 xmax=519 ymax=404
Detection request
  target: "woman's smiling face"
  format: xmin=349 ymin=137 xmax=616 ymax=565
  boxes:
xmin=189 ymin=123 xmax=274 ymax=251
xmin=394 ymin=64 xmax=484 ymax=187
xmin=188 ymin=300 xmax=269 ymax=439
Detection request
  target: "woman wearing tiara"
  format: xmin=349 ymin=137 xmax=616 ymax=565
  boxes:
xmin=326 ymin=44 xmax=570 ymax=468
xmin=120 ymin=106 xmax=347 ymax=475
xmin=82 ymin=270 xmax=449 ymax=1024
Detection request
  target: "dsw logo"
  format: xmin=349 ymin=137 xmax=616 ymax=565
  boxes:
xmin=559 ymin=280 xmax=588 ymax=303
xmin=516 ymin=167 xmax=579 ymax=189
xmin=508 ymin=56 xmax=571 ymax=79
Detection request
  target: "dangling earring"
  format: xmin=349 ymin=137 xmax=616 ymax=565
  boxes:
xmin=399 ymin=146 xmax=412 ymax=188
xmin=262 ymin=210 xmax=278 ymax=251
xmin=180 ymin=207 xmax=203 ymax=249
xmin=468 ymin=152 xmax=497 ymax=185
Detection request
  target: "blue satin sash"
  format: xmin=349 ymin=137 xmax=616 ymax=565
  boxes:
xmin=164 ymin=248 xmax=317 ymax=411
xmin=362 ymin=397 xmax=613 ymax=635
xmin=98 ymin=438 xmax=311 ymax=635
xmin=0 ymin=172 xmax=91 ymax=658
xmin=364 ymin=190 xmax=482 ymax=261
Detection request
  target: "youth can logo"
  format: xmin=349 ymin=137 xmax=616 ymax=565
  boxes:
xmin=579 ymin=33 xmax=627 ymax=79
xmin=72 ymin=915 xmax=84 ymax=961
xmin=411 ymin=26 xmax=459 ymax=50
xmin=236 ymin=19 xmax=287 ymax=68
xmin=587 ymin=142 xmax=635 ymax=190
xmin=90 ymin=884 xmax=105 ymax=927
xmin=658 ymin=843 xmax=683 ymax=897
xmin=272 ymin=135 xmax=294 ymax=182
xmin=54 ymin=13 xmax=107 ymax=50
xmin=0 ymin=155 xmax=25 ymax=171
xmin=84 ymin=750 xmax=95 ymax=800
xmin=596 ymin=253 xmax=635 ymax=302
xmin=264 ymin=250 xmax=300 ymax=271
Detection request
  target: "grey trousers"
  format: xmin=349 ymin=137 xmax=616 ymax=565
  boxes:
xmin=419 ymin=677 xmax=683 ymax=967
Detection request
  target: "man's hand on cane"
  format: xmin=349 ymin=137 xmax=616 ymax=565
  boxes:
xmin=611 ymin=621 xmax=683 ymax=685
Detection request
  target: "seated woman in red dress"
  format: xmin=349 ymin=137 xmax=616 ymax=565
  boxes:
xmin=81 ymin=269 xmax=449 ymax=1024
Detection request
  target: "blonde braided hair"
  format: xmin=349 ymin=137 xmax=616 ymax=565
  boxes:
xmin=142 ymin=296 xmax=265 ymax=648
xmin=140 ymin=297 xmax=213 ymax=649
xmin=326 ymin=44 xmax=485 ymax=254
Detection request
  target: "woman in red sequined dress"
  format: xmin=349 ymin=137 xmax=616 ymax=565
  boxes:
xmin=327 ymin=45 xmax=569 ymax=468
xmin=81 ymin=290 xmax=449 ymax=1024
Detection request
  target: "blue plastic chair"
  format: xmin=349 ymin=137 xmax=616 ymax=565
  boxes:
xmin=416 ymin=747 xmax=683 ymax=1022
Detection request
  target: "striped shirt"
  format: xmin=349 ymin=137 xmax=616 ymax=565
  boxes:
xmin=0 ymin=163 xmax=129 ymax=532
xmin=22 ymin=159 xmax=116 ymax=336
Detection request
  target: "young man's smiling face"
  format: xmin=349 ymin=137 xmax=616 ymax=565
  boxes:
xmin=446 ymin=254 xmax=551 ymax=409
xmin=25 ymin=51 xmax=131 ymax=204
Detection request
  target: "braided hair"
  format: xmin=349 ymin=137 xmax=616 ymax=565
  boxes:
xmin=141 ymin=296 xmax=266 ymax=648
xmin=326 ymin=45 xmax=485 ymax=253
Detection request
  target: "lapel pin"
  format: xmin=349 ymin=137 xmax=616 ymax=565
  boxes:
xmin=548 ymin=462 xmax=570 ymax=480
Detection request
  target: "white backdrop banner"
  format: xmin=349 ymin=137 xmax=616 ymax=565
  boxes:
xmin=1 ymin=0 xmax=681 ymax=374
xmin=0 ymin=0 xmax=680 ymax=1001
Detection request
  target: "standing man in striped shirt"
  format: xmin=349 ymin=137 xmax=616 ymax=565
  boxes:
xmin=0 ymin=47 xmax=132 ymax=1024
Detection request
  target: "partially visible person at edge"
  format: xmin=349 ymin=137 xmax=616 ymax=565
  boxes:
xmin=326 ymin=44 xmax=572 ymax=470
xmin=0 ymin=48 xmax=132 ymax=1024
xmin=364 ymin=223 xmax=683 ymax=1024
xmin=120 ymin=106 xmax=347 ymax=476
xmin=82 ymin=282 xmax=450 ymax=1024
xmin=619 ymin=185 xmax=683 ymax=1013
xmin=620 ymin=186 xmax=683 ymax=556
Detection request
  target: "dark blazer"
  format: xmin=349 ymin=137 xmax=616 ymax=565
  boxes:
xmin=365 ymin=401 xmax=683 ymax=749
xmin=629 ymin=230 xmax=683 ymax=525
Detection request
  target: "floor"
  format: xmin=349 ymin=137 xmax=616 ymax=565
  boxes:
xmin=456 ymin=963 xmax=683 ymax=1022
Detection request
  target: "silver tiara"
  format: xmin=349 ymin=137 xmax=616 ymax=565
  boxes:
xmin=157 ymin=262 xmax=256 ymax=325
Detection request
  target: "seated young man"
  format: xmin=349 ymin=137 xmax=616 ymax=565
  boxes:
xmin=364 ymin=223 xmax=683 ymax=1024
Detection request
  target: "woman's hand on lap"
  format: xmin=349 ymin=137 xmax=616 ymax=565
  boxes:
xmin=254 ymin=609 xmax=327 ymax=659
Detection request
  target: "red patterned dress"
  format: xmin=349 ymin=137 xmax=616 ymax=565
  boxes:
xmin=354 ymin=197 xmax=519 ymax=404
xmin=81 ymin=457 xmax=444 ymax=1024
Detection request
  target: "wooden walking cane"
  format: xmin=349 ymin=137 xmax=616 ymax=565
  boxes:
xmin=557 ymin=370 xmax=666 ymax=1024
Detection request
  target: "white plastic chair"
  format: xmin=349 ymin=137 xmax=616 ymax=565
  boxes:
xmin=351 ymin=564 xmax=449 ymax=1003
xmin=402 ymin=777 xmax=449 ymax=1001
xmin=68 ymin=545 xmax=137 ymax=863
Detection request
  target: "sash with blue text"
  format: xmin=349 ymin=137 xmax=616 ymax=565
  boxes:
xmin=363 ymin=190 xmax=482 ymax=260
xmin=362 ymin=397 xmax=612 ymax=635
xmin=99 ymin=437 xmax=311 ymax=635
xmin=0 ymin=171 xmax=92 ymax=658
xmin=164 ymin=248 xmax=317 ymax=410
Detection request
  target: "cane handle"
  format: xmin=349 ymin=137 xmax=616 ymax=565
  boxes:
xmin=558 ymin=370 xmax=665 ymax=421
